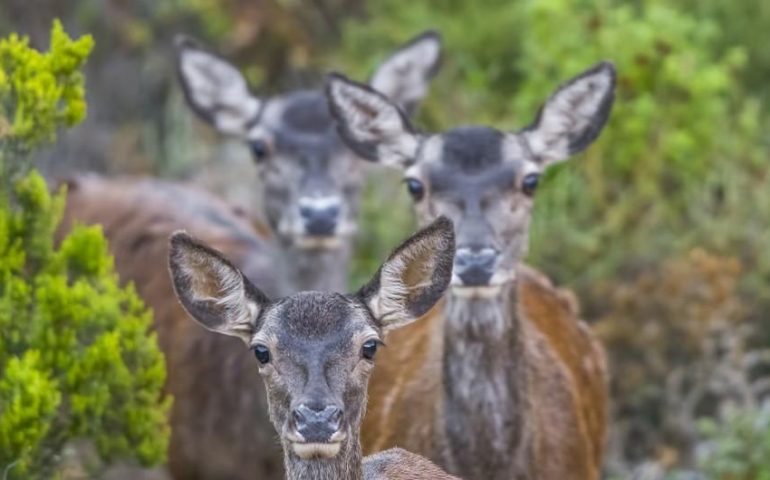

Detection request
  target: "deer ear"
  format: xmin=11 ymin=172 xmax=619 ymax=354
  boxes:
xmin=524 ymin=61 xmax=616 ymax=165
xmin=370 ymin=30 xmax=442 ymax=116
xmin=358 ymin=217 xmax=455 ymax=331
xmin=326 ymin=73 xmax=420 ymax=168
xmin=168 ymin=231 xmax=269 ymax=343
xmin=175 ymin=35 xmax=262 ymax=138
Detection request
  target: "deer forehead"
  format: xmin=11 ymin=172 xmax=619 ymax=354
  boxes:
xmin=413 ymin=127 xmax=537 ymax=192
xmin=257 ymin=292 xmax=377 ymax=349
xmin=253 ymin=91 xmax=350 ymax=163
xmin=257 ymin=91 xmax=337 ymax=139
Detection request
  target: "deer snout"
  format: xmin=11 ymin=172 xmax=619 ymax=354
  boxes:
xmin=291 ymin=404 xmax=343 ymax=443
xmin=454 ymin=246 xmax=499 ymax=286
xmin=298 ymin=197 xmax=341 ymax=236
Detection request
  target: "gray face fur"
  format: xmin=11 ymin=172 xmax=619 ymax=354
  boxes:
xmin=327 ymin=62 xmax=616 ymax=294
xmin=176 ymin=33 xmax=442 ymax=250
xmin=168 ymin=217 xmax=454 ymax=462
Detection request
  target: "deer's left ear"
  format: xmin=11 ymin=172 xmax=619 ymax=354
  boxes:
xmin=358 ymin=217 xmax=455 ymax=331
xmin=175 ymin=35 xmax=262 ymax=138
xmin=370 ymin=30 xmax=442 ymax=116
xmin=524 ymin=62 xmax=616 ymax=165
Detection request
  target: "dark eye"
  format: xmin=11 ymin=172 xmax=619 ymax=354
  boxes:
xmin=522 ymin=173 xmax=540 ymax=196
xmin=404 ymin=178 xmax=425 ymax=201
xmin=249 ymin=140 xmax=270 ymax=162
xmin=362 ymin=339 xmax=379 ymax=361
xmin=253 ymin=344 xmax=271 ymax=364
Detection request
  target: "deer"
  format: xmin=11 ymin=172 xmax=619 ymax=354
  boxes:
xmin=325 ymin=62 xmax=616 ymax=479
xmin=57 ymin=31 xmax=441 ymax=479
xmin=167 ymin=217 xmax=461 ymax=480
xmin=174 ymin=31 xmax=442 ymax=293
xmin=58 ymin=175 xmax=286 ymax=479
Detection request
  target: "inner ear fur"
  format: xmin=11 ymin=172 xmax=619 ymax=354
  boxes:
xmin=358 ymin=216 xmax=455 ymax=330
xmin=174 ymin=34 xmax=262 ymax=137
xmin=168 ymin=231 xmax=269 ymax=342
xmin=326 ymin=73 xmax=420 ymax=167
xmin=525 ymin=61 xmax=616 ymax=164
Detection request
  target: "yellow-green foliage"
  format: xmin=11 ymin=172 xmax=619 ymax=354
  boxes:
xmin=0 ymin=22 xmax=169 ymax=478
xmin=0 ymin=352 xmax=61 ymax=476
xmin=0 ymin=172 xmax=170 ymax=478
xmin=0 ymin=20 xmax=92 ymax=155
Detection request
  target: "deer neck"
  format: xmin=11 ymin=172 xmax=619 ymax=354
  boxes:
xmin=440 ymin=278 xmax=531 ymax=478
xmin=280 ymin=242 xmax=351 ymax=293
xmin=282 ymin=435 xmax=363 ymax=480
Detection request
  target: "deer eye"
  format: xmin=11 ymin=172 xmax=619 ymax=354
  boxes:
xmin=253 ymin=344 xmax=271 ymax=364
xmin=362 ymin=340 xmax=379 ymax=361
xmin=249 ymin=140 xmax=271 ymax=162
xmin=522 ymin=173 xmax=540 ymax=196
xmin=404 ymin=178 xmax=425 ymax=201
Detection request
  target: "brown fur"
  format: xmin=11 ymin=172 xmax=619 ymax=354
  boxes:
xmin=363 ymin=448 xmax=460 ymax=480
xmin=57 ymin=175 xmax=284 ymax=479
xmin=362 ymin=266 xmax=608 ymax=479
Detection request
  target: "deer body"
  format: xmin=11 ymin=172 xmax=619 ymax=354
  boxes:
xmin=327 ymin=62 xmax=616 ymax=479
xmin=58 ymin=175 xmax=284 ymax=478
xmin=363 ymin=267 xmax=607 ymax=479
xmin=168 ymin=219 xmax=460 ymax=480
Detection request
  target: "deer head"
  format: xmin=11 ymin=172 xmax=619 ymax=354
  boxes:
xmin=327 ymin=62 xmax=615 ymax=296
xmin=175 ymin=32 xmax=441 ymax=250
xmin=168 ymin=217 xmax=454 ymax=461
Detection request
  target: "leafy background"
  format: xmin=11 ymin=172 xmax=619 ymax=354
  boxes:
xmin=1 ymin=0 xmax=769 ymax=477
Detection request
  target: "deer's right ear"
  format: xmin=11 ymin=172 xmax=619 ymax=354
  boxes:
xmin=326 ymin=73 xmax=420 ymax=168
xmin=175 ymin=35 xmax=262 ymax=138
xmin=168 ymin=231 xmax=269 ymax=343
xmin=357 ymin=217 xmax=455 ymax=331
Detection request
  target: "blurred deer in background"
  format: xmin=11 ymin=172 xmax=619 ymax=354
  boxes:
xmin=168 ymin=218 xmax=460 ymax=480
xmin=175 ymin=31 xmax=442 ymax=292
xmin=327 ymin=62 xmax=616 ymax=479
xmin=58 ymin=175 xmax=285 ymax=479
xmin=58 ymin=31 xmax=441 ymax=479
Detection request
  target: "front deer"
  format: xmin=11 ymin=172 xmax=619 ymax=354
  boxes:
xmin=327 ymin=63 xmax=615 ymax=479
xmin=168 ymin=218 xmax=459 ymax=480
xmin=175 ymin=32 xmax=441 ymax=292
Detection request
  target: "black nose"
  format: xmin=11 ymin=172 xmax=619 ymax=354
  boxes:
xmin=291 ymin=404 xmax=342 ymax=442
xmin=454 ymin=247 xmax=498 ymax=286
xmin=299 ymin=203 xmax=340 ymax=236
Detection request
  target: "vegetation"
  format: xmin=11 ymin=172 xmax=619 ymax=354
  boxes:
xmin=0 ymin=22 xmax=168 ymax=478
xmin=697 ymin=404 xmax=770 ymax=480
xmin=1 ymin=0 xmax=769 ymax=476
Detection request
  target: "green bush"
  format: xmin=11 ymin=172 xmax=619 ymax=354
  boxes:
xmin=0 ymin=20 xmax=92 ymax=163
xmin=0 ymin=22 xmax=169 ymax=479
xmin=697 ymin=405 xmax=770 ymax=480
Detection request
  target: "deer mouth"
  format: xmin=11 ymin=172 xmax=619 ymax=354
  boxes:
xmin=286 ymin=427 xmax=347 ymax=459
xmin=294 ymin=234 xmax=344 ymax=250
xmin=291 ymin=441 xmax=343 ymax=459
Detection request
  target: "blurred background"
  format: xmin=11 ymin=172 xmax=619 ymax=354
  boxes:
xmin=1 ymin=0 xmax=769 ymax=478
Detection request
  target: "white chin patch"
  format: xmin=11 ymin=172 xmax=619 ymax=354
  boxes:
xmin=294 ymin=235 xmax=343 ymax=250
xmin=451 ymin=284 xmax=504 ymax=299
xmin=291 ymin=442 xmax=342 ymax=459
